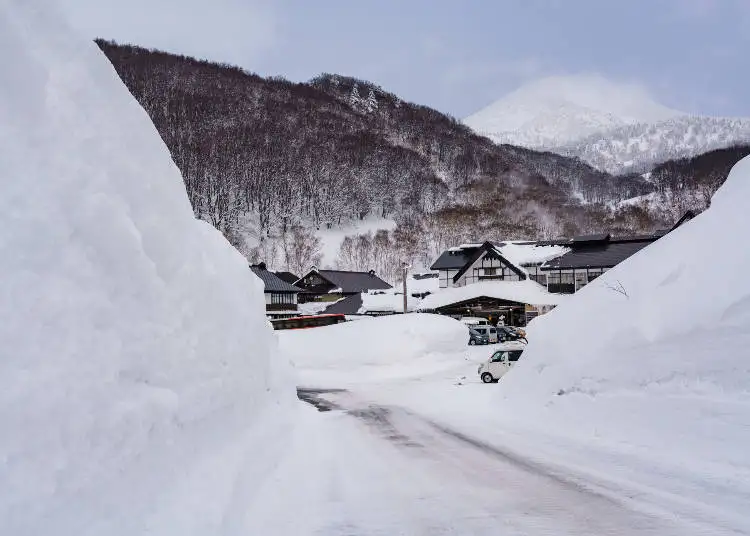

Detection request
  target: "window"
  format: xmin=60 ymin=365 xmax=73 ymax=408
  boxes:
xmin=491 ymin=352 xmax=506 ymax=362
xmin=484 ymin=267 xmax=496 ymax=276
xmin=270 ymin=293 xmax=294 ymax=305
xmin=508 ymin=351 xmax=523 ymax=362
xmin=547 ymin=271 xmax=575 ymax=294
xmin=575 ymin=270 xmax=588 ymax=292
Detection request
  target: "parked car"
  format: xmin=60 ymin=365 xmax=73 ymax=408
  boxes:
xmin=497 ymin=326 xmax=527 ymax=343
xmin=478 ymin=348 xmax=524 ymax=383
xmin=470 ymin=325 xmax=498 ymax=344
xmin=468 ymin=327 xmax=489 ymax=345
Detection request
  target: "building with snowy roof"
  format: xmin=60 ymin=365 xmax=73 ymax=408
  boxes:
xmin=295 ymin=268 xmax=392 ymax=304
xmin=250 ymin=263 xmax=304 ymax=319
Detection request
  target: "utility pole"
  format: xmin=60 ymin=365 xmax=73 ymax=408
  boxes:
xmin=402 ymin=262 xmax=409 ymax=314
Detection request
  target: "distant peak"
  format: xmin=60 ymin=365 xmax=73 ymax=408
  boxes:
xmin=464 ymin=74 xmax=684 ymax=148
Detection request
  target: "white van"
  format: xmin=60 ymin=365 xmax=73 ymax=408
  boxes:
xmin=460 ymin=316 xmax=489 ymax=327
xmin=470 ymin=325 xmax=498 ymax=344
xmin=478 ymin=347 xmax=524 ymax=383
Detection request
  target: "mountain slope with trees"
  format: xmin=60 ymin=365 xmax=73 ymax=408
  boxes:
xmin=96 ymin=40 xmax=743 ymax=281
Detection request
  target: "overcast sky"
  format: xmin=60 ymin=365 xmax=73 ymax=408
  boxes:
xmin=59 ymin=0 xmax=749 ymax=118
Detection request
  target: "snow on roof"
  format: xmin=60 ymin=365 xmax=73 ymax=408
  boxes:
xmin=458 ymin=243 xmax=483 ymax=249
xmin=419 ymin=280 xmax=566 ymax=310
xmin=496 ymin=242 xmax=570 ymax=266
xmin=406 ymin=272 xmax=440 ymax=295
xmin=358 ymin=291 xmax=420 ymax=313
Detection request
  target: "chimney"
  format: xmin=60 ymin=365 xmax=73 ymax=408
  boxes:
xmin=258 ymin=261 xmax=267 ymax=270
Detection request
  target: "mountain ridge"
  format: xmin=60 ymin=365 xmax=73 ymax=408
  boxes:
xmin=465 ymin=75 xmax=750 ymax=174
xmin=95 ymin=41 xmax=743 ymax=279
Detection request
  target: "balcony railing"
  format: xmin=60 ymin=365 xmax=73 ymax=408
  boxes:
xmin=266 ymin=302 xmax=298 ymax=311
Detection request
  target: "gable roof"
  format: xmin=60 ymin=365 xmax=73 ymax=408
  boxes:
xmin=312 ymin=269 xmax=392 ymax=293
xmin=274 ymin=271 xmax=300 ymax=285
xmin=450 ymin=241 xmax=527 ymax=283
xmin=250 ymin=265 xmax=303 ymax=293
xmin=430 ymin=244 xmax=486 ymax=270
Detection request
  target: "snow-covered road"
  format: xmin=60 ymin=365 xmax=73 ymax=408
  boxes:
xmin=240 ymin=387 xmax=691 ymax=535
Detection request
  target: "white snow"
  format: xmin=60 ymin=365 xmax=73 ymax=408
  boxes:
xmin=464 ymin=74 xmax=683 ymax=148
xmin=0 ymin=4 xmax=292 ymax=534
xmin=279 ymin=313 xmax=468 ymax=385
xmin=497 ymin=241 xmax=570 ymax=265
xmin=317 ymin=215 xmax=396 ymax=267
xmin=464 ymin=74 xmax=750 ymax=174
xmin=268 ymin=158 xmax=750 ymax=535
xmin=420 ymin=280 xmax=566 ymax=310
xmin=359 ymin=290 xmax=418 ymax=314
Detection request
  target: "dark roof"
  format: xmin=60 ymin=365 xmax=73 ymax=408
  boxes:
xmin=430 ymin=247 xmax=480 ymax=270
xmin=534 ymin=238 xmax=571 ymax=246
xmin=541 ymin=239 xmax=656 ymax=271
xmin=274 ymin=271 xmax=300 ymax=285
xmin=571 ymin=233 xmax=610 ymax=244
xmin=323 ymin=294 xmax=362 ymax=315
xmin=250 ymin=266 xmax=303 ymax=293
xmin=315 ymin=269 xmax=392 ymax=293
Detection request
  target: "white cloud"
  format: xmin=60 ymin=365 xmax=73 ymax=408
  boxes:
xmin=58 ymin=0 xmax=277 ymax=66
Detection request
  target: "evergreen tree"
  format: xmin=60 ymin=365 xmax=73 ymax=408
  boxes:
xmin=349 ymin=84 xmax=361 ymax=108
xmin=366 ymin=88 xmax=378 ymax=112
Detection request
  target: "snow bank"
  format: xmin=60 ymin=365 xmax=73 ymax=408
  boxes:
xmin=504 ymin=157 xmax=750 ymax=401
xmin=279 ymin=314 xmax=468 ymax=385
xmin=494 ymin=156 xmax=750 ymax=515
xmin=0 ymin=3 xmax=292 ymax=534
xmin=420 ymin=280 xmax=565 ymax=310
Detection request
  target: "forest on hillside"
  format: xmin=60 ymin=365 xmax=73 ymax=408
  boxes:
xmin=97 ymin=40 xmax=746 ymax=282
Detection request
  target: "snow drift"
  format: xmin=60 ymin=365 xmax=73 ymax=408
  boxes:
xmin=494 ymin=157 xmax=750 ymax=525
xmin=279 ymin=314 xmax=468 ymax=385
xmin=505 ymin=155 xmax=750 ymax=402
xmin=0 ymin=3 xmax=291 ymax=534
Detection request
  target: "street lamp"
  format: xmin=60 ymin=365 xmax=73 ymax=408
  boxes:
xmin=401 ymin=262 xmax=411 ymax=314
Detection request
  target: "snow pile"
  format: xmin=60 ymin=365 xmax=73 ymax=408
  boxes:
xmin=420 ymin=280 xmax=566 ymax=310
xmin=497 ymin=156 xmax=750 ymax=502
xmin=279 ymin=314 xmax=468 ymax=384
xmin=0 ymin=4 xmax=291 ymax=534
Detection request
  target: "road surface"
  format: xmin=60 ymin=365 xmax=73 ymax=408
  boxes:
xmin=238 ymin=388 xmax=693 ymax=535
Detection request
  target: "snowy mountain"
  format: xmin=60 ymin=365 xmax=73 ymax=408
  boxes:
xmin=466 ymin=75 xmax=750 ymax=174
xmin=464 ymin=75 xmax=683 ymax=148
xmin=0 ymin=3 xmax=292 ymax=533
xmin=560 ymin=115 xmax=750 ymax=174
xmin=97 ymin=42 xmax=672 ymax=278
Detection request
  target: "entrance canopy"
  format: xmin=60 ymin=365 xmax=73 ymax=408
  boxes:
xmin=419 ymin=280 xmax=564 ymax=311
